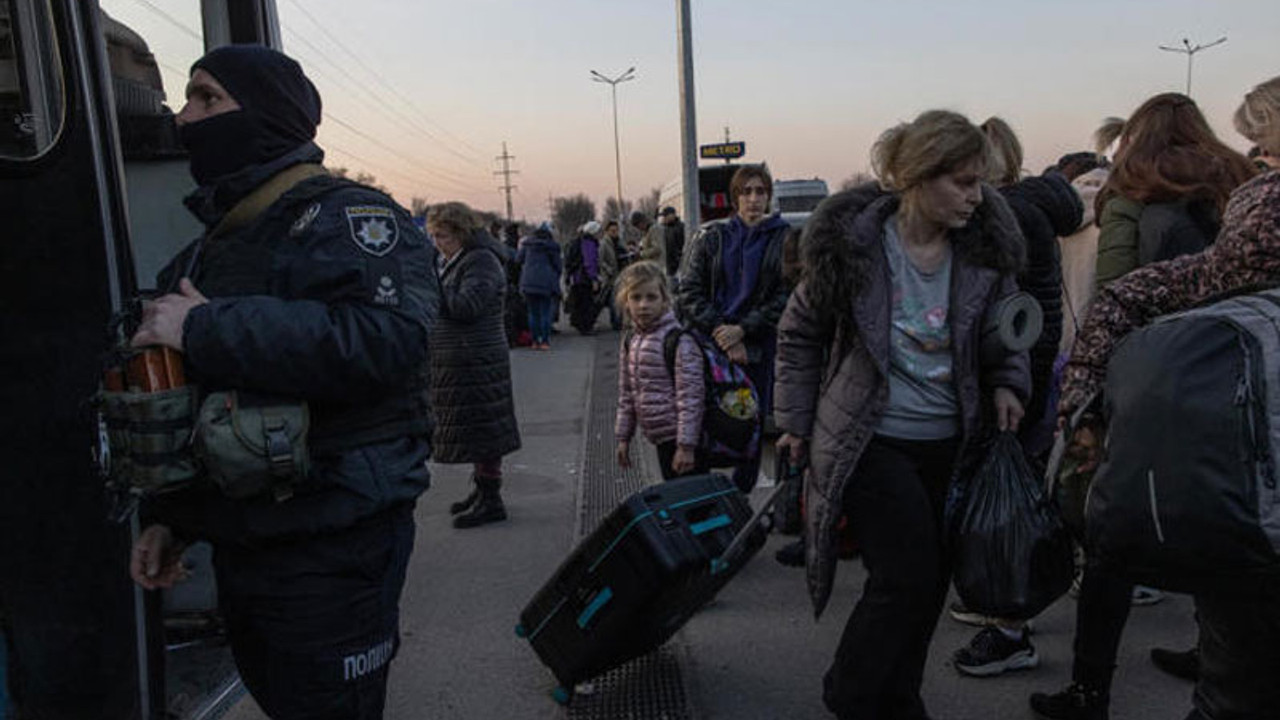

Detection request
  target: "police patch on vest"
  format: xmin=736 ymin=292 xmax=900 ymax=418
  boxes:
xmin=346 ymin=206 xmax=400 ymax=257
xmin=290 ymin=202 xmax=322 ymax=237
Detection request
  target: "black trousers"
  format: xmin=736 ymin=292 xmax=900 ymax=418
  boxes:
xmin=824 ymin=435 xmax=959 ymax=720
xmin=214 ymin=504 xmax=416 ymax=720
xmin=1070 ymin=557 xmax=1135 ymax=695
xmin=1192 ymin=580 xmax=1280 ymax=720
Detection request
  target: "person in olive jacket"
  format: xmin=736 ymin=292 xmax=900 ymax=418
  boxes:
xmin=774 ymin=110 xmax=1029 ymax=720
xmin=427 ymin=203 xmax=522 ymax=529
xmin=678 ymin=164 xmax=791 ymax=492
xmin=1093 ymin=93 xmax=1256 ymax=289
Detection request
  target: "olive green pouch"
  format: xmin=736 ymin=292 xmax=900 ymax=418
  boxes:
xmin=100 ymin=386 xmax=200 ymax=494
xmin=194 ymin=390 xmax=310 ymax=502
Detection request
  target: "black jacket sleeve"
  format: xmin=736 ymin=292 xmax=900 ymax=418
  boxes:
xmin=677 ymin=226 xmax=724 ymax=334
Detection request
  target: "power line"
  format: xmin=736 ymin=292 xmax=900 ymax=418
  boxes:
xmin=281 ymin=25 xmax=488 ymax=186
xmin=323 ymin=111 xmax=486 ymax=194
xmin=282 ymin=0 xmax=490 ymax=167
xmin=495 ymin=142 xmax=518 ymax=223
xmin=125 ymin=0 xmax=201 ymax=42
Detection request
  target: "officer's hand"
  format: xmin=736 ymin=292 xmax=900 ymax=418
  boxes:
xmin=131 ymin=278 xmax=208 ymax=351
xmin=131 ymin=524 xmax=189 ymax=590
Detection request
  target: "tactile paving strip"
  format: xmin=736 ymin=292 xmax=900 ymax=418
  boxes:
xmin=567 ymin=336 xmax=695 ymax=720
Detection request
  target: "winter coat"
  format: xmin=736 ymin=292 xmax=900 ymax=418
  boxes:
xmin=1095 ymin=195 xmax=1221 ymax=289
xmin=431 ymin=232 xmax=522 ymax=463
xmin=638 ymin=224 xmax=667 ymax=271
xmin=1001 ymin=172 xmax=1083 ymax=432
xmin=774 ymin=183 xmax=1031 ymax=617
xmin=517 ymin=230 xmax=562 ymax=296
xmin=663 ymin=221 xmax=686 ymax=276
xmin=1059 ymin=168 xmax=1108 ymax=352
xmin=1061 ymin=170 xmax=1280 ymax=417
xmin=615 ymin=311 xmax=705 ymax=448
xmin=678 ymin=214 xmax=791 ymax=364
xmin=151 ymin=154 xmax=437 ymax=545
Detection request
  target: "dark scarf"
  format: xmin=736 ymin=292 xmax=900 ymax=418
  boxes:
xmin=183 ymin=142 xmax=324 ymax=228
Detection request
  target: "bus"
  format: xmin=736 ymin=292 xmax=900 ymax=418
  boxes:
xmin=1 ymin=2 xmax=281 ymax=718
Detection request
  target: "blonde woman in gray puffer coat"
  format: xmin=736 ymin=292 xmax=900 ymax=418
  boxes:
xmin=614 ymin=262 xmax=708 ymax=480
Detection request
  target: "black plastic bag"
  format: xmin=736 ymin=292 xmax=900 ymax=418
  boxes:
xmin=951 ymin=432 xmax=1075 ymax=620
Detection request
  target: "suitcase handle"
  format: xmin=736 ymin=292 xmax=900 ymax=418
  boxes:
xmin=710 ymin=447 xmax=805 ymax=574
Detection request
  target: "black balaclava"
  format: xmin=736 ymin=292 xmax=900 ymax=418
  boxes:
xmin=180 ymin=45 xmax=322 ymax=187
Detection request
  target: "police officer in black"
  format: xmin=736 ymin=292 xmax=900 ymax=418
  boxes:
xmin=127 ymin=45 xmax=437 ymax=719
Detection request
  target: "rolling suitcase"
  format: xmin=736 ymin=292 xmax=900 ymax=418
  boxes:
xmin=518 ymin=459 xmax=798 ymax=704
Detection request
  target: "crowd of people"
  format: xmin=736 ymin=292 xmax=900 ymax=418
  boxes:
xmin=119 ymin=41 xmax=1280 ymax=720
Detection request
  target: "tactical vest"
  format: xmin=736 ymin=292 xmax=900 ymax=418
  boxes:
xmin=162 ymin=174 xmax=432 ymax=454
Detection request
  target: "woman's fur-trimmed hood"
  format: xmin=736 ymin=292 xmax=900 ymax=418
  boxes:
xmin=800 ymin=182 xmax=1026 ymax=318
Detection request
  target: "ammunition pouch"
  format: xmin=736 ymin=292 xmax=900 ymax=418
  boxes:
xmin=194 ymin=391 xmax=310 ymax=502
xmin=99 ymin=386 xmax=200 ymax=494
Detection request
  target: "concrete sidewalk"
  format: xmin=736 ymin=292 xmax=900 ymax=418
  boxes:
xmin=222 ymin=328 xmax=1200 ymax=720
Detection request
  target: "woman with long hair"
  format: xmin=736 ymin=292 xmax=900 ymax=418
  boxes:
xmin=774 ymin=110 xmax=1029 ymax=719
xmin=1093 ymin=93 xmax=1256 ymax=287
xmin=1031 ymin=76 xmax=1280 ymax=720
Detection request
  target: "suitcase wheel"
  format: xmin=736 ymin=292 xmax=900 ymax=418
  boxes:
xmin=551 ymin=686 xmax=573 ymax=705
xmin=514 ymin=623 xmax=527 ymax=638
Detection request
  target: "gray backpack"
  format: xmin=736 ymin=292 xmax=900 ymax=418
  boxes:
xmin=1087 ymin=288 xmax=1280 ymax=592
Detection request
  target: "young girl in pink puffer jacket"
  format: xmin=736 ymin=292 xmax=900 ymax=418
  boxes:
xmin=614 ymin=261 xmax=707 ymax=480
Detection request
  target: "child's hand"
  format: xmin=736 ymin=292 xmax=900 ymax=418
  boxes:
xmin=616 ymin=440 xmax=631 ymax=468
xmin=673 ymin=446 xmax=696 ymax=474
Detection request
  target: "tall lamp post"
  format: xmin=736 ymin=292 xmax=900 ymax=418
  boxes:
xmin=591 ymin=67 xmax=636 ymax=228
xmin=1159 ymin=36 xmax=1227 ymax=97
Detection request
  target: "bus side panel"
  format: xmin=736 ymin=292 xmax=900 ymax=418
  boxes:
xmin=0 ymin=2 xmax=140 ymax=718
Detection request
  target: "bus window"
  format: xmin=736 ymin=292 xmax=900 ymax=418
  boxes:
xmin=0 ymin=0 xmax=64 ymax=159
xmin=99 ymin=6 xmax=203 ymax=289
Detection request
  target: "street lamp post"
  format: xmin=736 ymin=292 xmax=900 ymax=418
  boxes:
xmin=591 ymin=67 xmax=636 ymax=230
xmin=1159 ymin=36 xmax=1227 ymax=97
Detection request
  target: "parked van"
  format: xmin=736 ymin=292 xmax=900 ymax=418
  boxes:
xmin=771 ymin=178 xmax=829 ymax=226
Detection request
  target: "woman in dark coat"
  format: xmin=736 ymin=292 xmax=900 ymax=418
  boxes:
xmin=426 ymin=203 xmax=522 ymax=529
xmin=774 ymin=110 xmax=1029 ymax=719
xmin=944 ymin=117 xmax=1085 ymax=678
xmin=517 ymin=221 xmax=563 ymax=349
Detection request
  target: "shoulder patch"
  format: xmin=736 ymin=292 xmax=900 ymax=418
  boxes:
xmin=346 ymin=205 xmax=400 ymax=256
xmin=290 ymin=202 xmax=322 ymax=237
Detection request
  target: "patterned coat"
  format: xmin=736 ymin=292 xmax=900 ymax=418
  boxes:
xmin=1060 ymin=170 xmax=1280 ymax=417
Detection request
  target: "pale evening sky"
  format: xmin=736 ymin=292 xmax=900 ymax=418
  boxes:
xmin=102 ymin=0 xmax=1279 ymax=221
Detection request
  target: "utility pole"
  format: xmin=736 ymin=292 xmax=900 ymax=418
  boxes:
xmin=676 ymin=0 xmax=699 ymax=231
xmin=495 ymin=141 xmax=518 ymax=224
xmin=1159 ymin=36 xmax=1227 ymax=97
xmin=590 ymin=67 xmax=637 ymax=226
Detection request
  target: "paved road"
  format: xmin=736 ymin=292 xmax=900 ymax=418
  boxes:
xmin=223 ymin=327 xmax=1199 ymax=720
